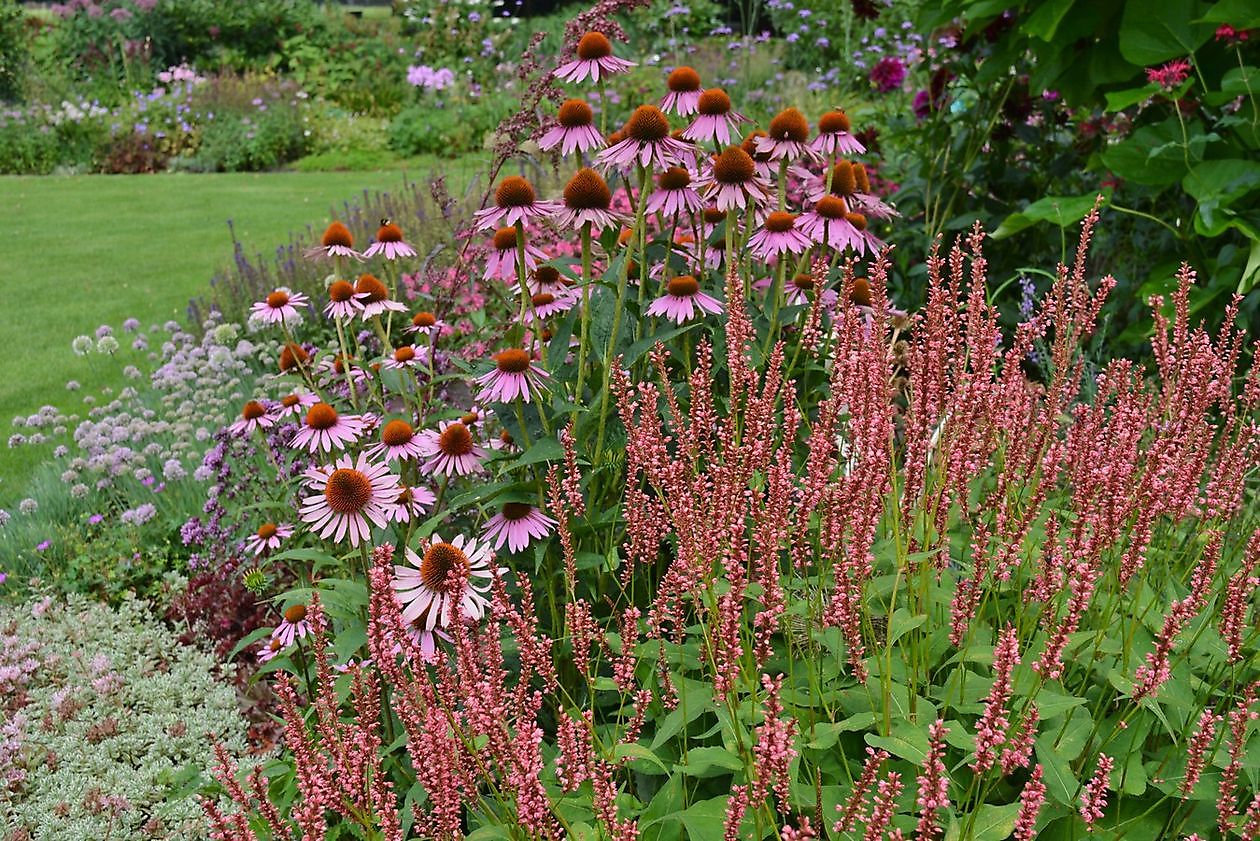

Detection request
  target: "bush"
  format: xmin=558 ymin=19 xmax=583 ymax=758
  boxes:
xmin=0 ymin=2 xmax=30 ymax=103
xmin=388 ymin=96 xmax=508 ymax=158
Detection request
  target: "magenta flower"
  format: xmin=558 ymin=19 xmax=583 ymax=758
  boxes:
xmin=646 ymin=275 xmax=724 ymax=323
xmin=552 ymin=167 xmax=626 ymax=232
xmin=748 ymin=212 xmax=812 ymax=261
xmin=250 ymin=288 xmax=309 ymax=326
xmin=529 ymin=291 xmax=578 ymax=321
xmin=797 ymin=196 xmax=878 ymax=255
xmin=485 ymin=226 xmax=547 ymax=281
xmin=554 ymin=31 xmax=635 ymax=84
xmin=869 ymin=56 xmax=908 ymax=93
xmin=474 ymin=176 xmax=561 ymax=231
xmin=416 ymin=420 xmax=487 ymax=477
xmin=382 ymin=344 xmax=427 ymax=370
xmin=681 ymin=88 xmax=748 ymax=146
xmin=257 ymin=636 xmax=285 ymax=663
xmin=298 ymin=452 xmax=399 ymax=546
xmin=385 ymin=484 xmax=436 ymax=523
xmin=481 ymin=503 xmax=556 ymax=553
xmin=1146 ymin=58 xmax=1192 ymax=89
xmin=476 ymin=349 xmax=550 ymax=404
xmin=810 ymin=109 xmax=866 ymax=155
xmin=597 ymin=105 xmax=694 ymax=172
xmin=782 ymin=274 xmax=838 ymax=308
xmin=289 ymin=403 xmax=367 ymax=453
xmin=323 ymin=279 xmax=359 ymax=320
xmin=647 ymin=166 xmax=704 ymax=215
xmin=754 ymin=107 xmax=817 ymax=162
xmin=271 ymin=604 xmax=312 ymax=647
xmin=366 ymin=418 xmax=426 ymax=462
xmin=393 ymin=533 xmax=501 ymax=630
xmin=244 ymin=521 xmax=294 ymax=556
xmin=660 ymin=66 xmax=703 ymax=115
xmin=353 ymin=274 xmax=407 ymax=320
xmin=229 ymin=400 xmax=276 ymax=437
xmin=405 ymin=310 xmax=447 ymax=337
xmin=363 ymin=221 xmax=417 ymax=261
xmin=538 ymin=99 xmax=605 ymax=157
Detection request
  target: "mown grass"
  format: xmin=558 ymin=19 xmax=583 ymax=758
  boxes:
xmin=0 ymin=158 xmax=486 ymax=504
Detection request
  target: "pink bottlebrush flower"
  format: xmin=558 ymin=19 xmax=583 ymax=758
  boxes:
xmin=485 ymin=226 xmax=547 ymax=282
xmin=298 ymin=452 xmax=399 ymax=546
xmin=1220 ymin=684 xmax=1260 ymax=832
xmin=538 ymin=99 xmax=605 ymax=157
xmin=475 ymin=348 xmax=550 ymax=404
xmin=353 ymin=273 xmax=407 ymax=321
xmin=229 ymin=400 xmax=276 ymax=436
xmin=554 ymin=31 xmax=635 ymax=84
xmin=305 ymin=221 xmax=362 ymax=261
xmin=915 ymin=720 xmax=951 ymax=839
xmin=797 ymin=196 xmax=878 ymax=254
xmin=272 ymin=603 xmax=312 ymax=647
xmin=323 ymin=279 xmax=359 ymax=320
xmin=366 ymin=418 xmax=426 ymax=462
xmin=999 ymin=703 xmax=1039 ymax=775
xmin=245 ymin=521 xmax=294 ymax=556
xmin=596 ymin=105 xmax=694 ymax=172
xmin=754 ymin=107 xmax=817 ymax=162
xmin=474 ymin=176 xmax=561 ymax=231
xmin=268 ymin=390 xmax=319 ymax=420
xmin=1014 ymin=765 xmax=1046 ymax=841
xmin=1146 ymin=58 xmax=1192 ymax=89
xmin=780 ymin=817 xmax=816 ymax=841
xmin=865 ymin=771 xmax=904 ymax=837
xmin=363 ymin=220 xmax=417 ymax=261
xmin=661 ymin=65 xmax=703 ymax=115
xmin=973 ymin=626 xmax=1021 ymax=772
xmin=681 ymin=88 xmax=748 ymax=146
xmin=482 ymin=503 xmax=556 ymax=553
xmin=647 ymin=166 xmax=704 ymax=215
xmin=381 ymin=344 xmax=427 ymax=370
xmin=250 ymin=288 xmax=310 ymax=326
xmin=392 ymin=532 xmax=500 ymax=630
xmin=646 ymin=275 xmax=724 ymax=323
xmin=751 ymin=673 xmax=796 ymax=813
xmin=416 ymin=420 xmax=487 ymax=476
xmin=1133 ymin=534 xmax=1220 ymax=700
xmin=289 ymin=402 xmax=367 ymax=453
xmin=810 ymin=109 xmax=866 ymax=155
xmin=748 ymin=211 xmax=812 ymax=260
xmin=384 ymin=484 xmax=436 ymax=523
xmin=695 ymin=146 xmax=773 ymax=211
xmin=552 ymin=167 xmax=626 ymax=232
xmin=1080 ymin=754 xmax=1113 ymax=827
xmin=1182 ymin=710 xmax=1220 ymax=796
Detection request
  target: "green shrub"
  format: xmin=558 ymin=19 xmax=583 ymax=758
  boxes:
xmin=0 ymin=2 xmax=30 ymax=103
xmin=388 ymin=97 xmax=508 ymax=158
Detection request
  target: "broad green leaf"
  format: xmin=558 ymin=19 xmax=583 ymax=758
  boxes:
xmin=651 ymin=681 xmax=713 ymax=748
xmin=672 ymin=796 xmax=732 ymax=841
xmin=1119 ymin=0 xmax=1213 ymax=65
xmin=804 ymin=713 xmax=877 ymax=749
xmin=886 ymin=608 xmax=927 ymax=647
xmin=226 ymin=626 xmax=273 ymax=662
xmin=1024 ymin=0 xmax=1076 ymax=41
xmin=1104 ymin=85 xmax=1157 ymax=112
xmin=503 ymin=436 xmax=563 ymax=471
xmin=969 ymin=802 xmax=1023 ymax=841
xmin=1034 ymin=687 xmax=1088 ymax=720
xmin=866 ymin=726 xmax=929 ymax=764
xmin=1036 ymin=740 xmax=1079 ymax=804
xmin=614 ymin=743 xmax=670 ymax=775
xmin=675 ymin=746 xmax=744 ymax=778
xmin=993 ymin=194 xmax=1102 ymax=240
xmin=1199 ymin=0 xmax=1260 ymax=28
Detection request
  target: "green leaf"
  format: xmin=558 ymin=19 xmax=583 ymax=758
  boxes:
xmin=1119 ymin=0 xmax=1214 ymax=65
xmin=969 ymin=802 xmax=1023 ymax=841
xmin=1199 ymin=0 xmax=1260 ymax=29
xmin=227 ymin=626 xmax=273 ymax=662
xmin=886 ymin=608 xmax=927 ymax=647
xmin=672 ymin=796 xmax=732 ymax=841
xmin=866 ymin=726 xmax=929 ymax=764
xmin=614 ymin=743 xmax=670 ymax=775
xmin=804 ymin=713 xmax=878 ymax=749
xmin=675 ymin=746 xmax=744 ymax=778
xmin=993 ymin=194 xmax=1102 ymax=240
xmin=1104 ymin=85 xmax=1157 ymax=112
xmin=1024 ymin=0 xmax=1076 ymax=41
xmin=1034 ymin=687 xmax=1088 ymax=720
xmin=503 ymin=436 xmax=563 ymax=471
xmin=1036 ymin=740 xmax=1079 ymax=804
xmin=651 ymin=681 xmax=713 ymax=748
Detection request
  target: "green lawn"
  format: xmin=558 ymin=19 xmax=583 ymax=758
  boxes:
xmin=0 ymin=162 xmax=483 ymax=504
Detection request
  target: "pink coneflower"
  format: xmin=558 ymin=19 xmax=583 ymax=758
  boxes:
xmin=385 ymin=484 xmax=436 ymax=523
xmin=290 ymin=402 xmax=367 ymax=453
xmin=810 ymin=109 xmax=866 ymax=155
xmin=681 ymin=89 xmax=748 ymax=146
xmin=272 ymin=604 xmax=312 ymax=647
xmin=245 ymin=521 xmax=294 ymax=555
xmin=323 ymin=279 xmax=359 ymax=320
xmin=526 ymin=265 xmax=571 ymax=297
xmin=417 ymin=420 xmax=487 ymax=476
xmin=741 ymin=130 xmax=778 ymax=180
xmin=1146 ymin=58 xmax=1192 ymax=89
xmin=597 ymin=105 xmax=694 ymax=171
xmin=257 ymin=636 xmax=285 ymax=663
xmin=382 ymin=344 xmax=426 ymax=370
xmin=554 ymin=31 xmax=635 ymax=84
xmin=755 ymin=108 xmax=816 ymax=161
xmin=353 ymin=274 xmax=407 ymax=320
xmin=367 ymin=418 xmax=426 ymax=462
xmin=529 ymin=291 xmax=578 ymax=321
xmin=405 ymin=310 xmax=447 ymax=337
xmin=402 ymin=622 xmax=447 ymax=661
xmin=363 ymin=220 xmax=417 ymax=260
xmin=305 ymin=221 xmax=362 ymax=261
xmin=647 ymin=275 xmax=723 ymax=323
xmin=474 ymin=176 xmax=561 ymax=230
xmin=268 ymin=390 xmax=318 ymax=420
xmin=660 ymin=66 xmax=703 ymax=115
xmin=482 ymin=503 xmax=556 ymax=553
xmin=298 ymin=452 xmax=398 ymax=546
xmin=320 ymin=354 xmax=372 ymax=387
xmin=476 ymin=348 xmax=550 ymax=404
xmin=250 ymin=289 xmax=309 ymax=326
xmin=797 ymin=196 xmax=873 ymax=254
xmin=748 ymin=211 xmax=811 ymax=260
xmin=539 ymin=99 xmax=605 ymax=156
xmin=485 ymin=226 xmax=547 ymax=282
xmin=784 ymin=273 xmax=838 ymax=307
xmin=486 ymin=426 xmax=518 ymax=452
xmin=647 ymin=166 xmax=704 ymax=215
xmin=696 ymin=146 xmax=773 ymax=211
xmin=393 ymin=533 xmax=500 ymax=630
xmin=230 ymin=400 xmax=275 ymax=436
xmin=553 ymin=167 xmax=625 ymax=231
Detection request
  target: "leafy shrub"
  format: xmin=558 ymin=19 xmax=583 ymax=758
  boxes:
xmin=1 ymin=593 xmax=248 ymax=840
xmin=185 ymin=74 xmax=311 ymax=171
xmin=0 ymin=2 xmax=30 ymax=103
xmin=388 ymin=96 xmax=509 ymax=157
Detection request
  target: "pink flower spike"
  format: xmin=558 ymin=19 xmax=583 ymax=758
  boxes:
xmin=482 ymin=503 xmax=557 ymax=553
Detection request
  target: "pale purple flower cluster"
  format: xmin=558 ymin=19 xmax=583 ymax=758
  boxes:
xmin=407 ymin=65 xmax=456 ymax=91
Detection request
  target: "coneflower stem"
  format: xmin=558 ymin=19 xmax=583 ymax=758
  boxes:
xmin=573 ymin=222 xmax=594 ymax=419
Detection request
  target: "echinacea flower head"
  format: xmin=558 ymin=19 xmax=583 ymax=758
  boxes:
xmin=646 ymin=275 xmax=724 ymax=323
xmin=324 ymin=279 xmax=359 ymax=320
xmin=393 ymin=533 xmax=500 ymax=629
xmin=476 ymin=348 xmax=551 ymax=404
xmin=363 ymin=219 xmax=418 ymax=260
xmin=406 ymin=311 xmax=445 ymax=336
xmin=539 ymin=99 xmax=605 ymax=157
xmin=273 ymin=603 xmax=312 ymax=647
xmin=811 ymin=109 xmax=866 ymax=155
xmin=850 ymin=276 xmax=872 ymax=307
xmin=755 ymin=107 xmax=817 ymax=161
xmin=417 ymin=420 xmax=487 ymax=476
xmin=528 ymin=265 xmax=570 ymax=297
xmin=482 ymin=503 xmax=557 ymax=553
xmin=383 ymin=344 xmax=426 ymax=370
xmin=748 ymin=211 xmax=812 ymax=260
xmin=229 ymin=400 xmax=275 ymax=436
xmin=554 ymin=167 xmax=624 ymax=231
xmin=306 ymin=221 xmax=362 ymax=261
xmin=697 ymin=146 xmax=773 ymax=211
xmin=485 ymin=226 xmax=547 ymax=281
xmin=289 ymin=402 xmax=367 ymax=453
xmin=797 ymin=196 xmax=874 ymax=254
xmin=298 ymin=452 xmax=399 ymax=546
xmin=386 ymin=483 xmax=437 ymax=523
xmin=251 ymin=288 xmax=310 ymax=326
xmin=474 ymin=176 xmax=561 ymax=230
xmin=647 ymin=166 xmax=704 ymax=215
xmin=661 ymin=65 xmax=703 ymax=115
xmin=353 ymin=273 xmax=407 ymax=320
xmin=368 ymin=418 xmax=426 ymax=462
xmin=554 ymin=31 xmax=636 ymax=84
xmin=596 ymin=105 xmax=694 ymax=171
xmin=681 ymin=88 xmax=749 ymax=146
xmin=270 ymin=390 xmax=317 ymax=419
xmin=258 ymin=636 xmax=285 ymax=663
xmin=278 ymin=342 xmax=308 ymax=374
xmin=245 ymin=521 xmax=294 ymax=556
xmin=529 ymin=291 xmax=578 ymax=321
xmin=785 ymin=273 xmax=838 ymax=307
